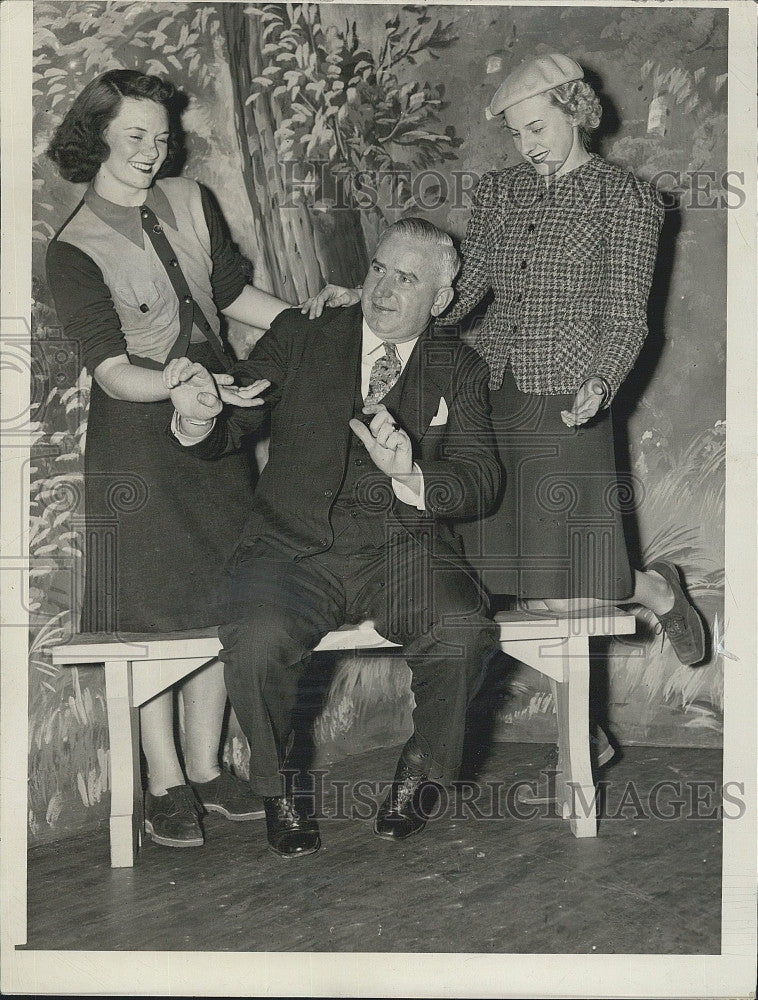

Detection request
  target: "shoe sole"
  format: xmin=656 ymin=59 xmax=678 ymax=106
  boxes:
xmin=676 ymin=607 xmax=707 ymax=666
xmin=373 ymin=820 xmax=426 ymax=841
xmin=144 ymin=820 xmax=203 ymax=848
xmin=203 ymin=803 xmax=265 ymax=821
xmin=267 ymin=841 xmax=321 ymax=859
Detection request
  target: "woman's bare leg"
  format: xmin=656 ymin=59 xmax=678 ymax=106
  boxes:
xmin=181 ymin=659 xmax=227 ymax=785
xmin=140 ymin=691 xmax=185 ymax=796
xmin=523 ymin=568 xmax=675 ymax=617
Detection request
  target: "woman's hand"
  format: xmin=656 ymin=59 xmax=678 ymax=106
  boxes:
xmin=164 ymin=357 xmax=270 ymax=417
xmin=299 ymin=284 xmax=361 ymax=319
xmin=561 ymin=378 xmax=607 ymax=428
xmin=165 ymin=358 xmax=222 ymax=422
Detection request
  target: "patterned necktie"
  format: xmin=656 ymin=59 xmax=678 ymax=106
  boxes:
xmin=365 ymin=341 xmax=402 ymax=404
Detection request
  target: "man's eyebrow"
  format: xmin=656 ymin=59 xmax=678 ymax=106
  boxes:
xmin=395 ymin=266 xmax=418 ymax=282
xmin=371 ymin=257 xmax=418 ymax=282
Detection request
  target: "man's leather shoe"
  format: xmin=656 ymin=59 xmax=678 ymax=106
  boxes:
xmin=374 ymin=760 xmax=441 ymax=841
xmin=263 ymin=794 xmax=321 ymax=858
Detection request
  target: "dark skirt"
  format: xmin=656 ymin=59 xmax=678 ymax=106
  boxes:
xmin=456 ymin=367 xmax=633 ymax=601
xmin=80 ymin=342 xmax=256 ymax=633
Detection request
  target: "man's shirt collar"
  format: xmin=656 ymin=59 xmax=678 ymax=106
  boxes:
xmin=362 ymin=317 xmax=419 ymax=368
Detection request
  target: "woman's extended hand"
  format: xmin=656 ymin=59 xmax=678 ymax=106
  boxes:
xmin=299 ymin=284 xmax=361 ymax=319
xmin=561 ymin=378 xmax=606 ymax=428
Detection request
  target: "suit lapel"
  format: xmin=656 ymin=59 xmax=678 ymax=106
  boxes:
xmin=308 ymin=304 xmax=362 ymax=459
xmin=388 ymin=328 xmax=449 ymax=442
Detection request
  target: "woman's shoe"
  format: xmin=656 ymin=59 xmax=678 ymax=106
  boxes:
xmin=190 ymin=770 xmax=265 ymax=821
xmin=144 ymin=784 xmax=204 ymax=848
xmin=648 ymin=561 xmax=706 ymax=666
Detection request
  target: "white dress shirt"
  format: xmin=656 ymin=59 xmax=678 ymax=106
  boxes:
xmin=173 ymin=317 xmax=426 ymax=509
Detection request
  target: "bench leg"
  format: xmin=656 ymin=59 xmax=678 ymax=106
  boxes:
xmin=104 ymin=660 xmax=142 ymax=867
xmin=551 ymin=637 xmax=597 ymax=838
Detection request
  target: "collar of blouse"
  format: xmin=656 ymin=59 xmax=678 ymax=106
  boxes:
xmin=84 ymin=181 xmax=178 ymax=248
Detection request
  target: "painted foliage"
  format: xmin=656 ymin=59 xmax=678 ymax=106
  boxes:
xmin=30 ymin=3 xmax=726 ymax=843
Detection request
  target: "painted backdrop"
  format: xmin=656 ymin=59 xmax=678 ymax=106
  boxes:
xmin=30 ymin=2 xmax=726 ymax=844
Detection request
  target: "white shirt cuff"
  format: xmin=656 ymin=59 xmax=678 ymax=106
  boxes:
xmin=171 ymin=410 xmax=215 ymax=445
xmin=392 ymin=463 xmax=425 ymax=510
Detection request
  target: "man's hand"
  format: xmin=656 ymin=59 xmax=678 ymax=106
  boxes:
xmin=299 ymin=284 xmax=361 ymax=319
xmin=561 ymin=377 xmax=607 ymax=428
xmin=164 ymin=357 xmax=270 ymax=417
xmin=349 ymin=403 xmax=413 ymax=477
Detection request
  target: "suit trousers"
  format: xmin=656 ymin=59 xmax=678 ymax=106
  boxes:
xmin=218 ymin=524 xmax=498 ymax=796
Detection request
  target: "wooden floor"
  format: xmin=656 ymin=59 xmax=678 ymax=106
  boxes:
xmin=23 ymin=742 xmax=722 ymax=954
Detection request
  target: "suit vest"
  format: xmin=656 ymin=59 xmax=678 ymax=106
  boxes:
xmin=328 ymin=355 xmax=411 ymax=552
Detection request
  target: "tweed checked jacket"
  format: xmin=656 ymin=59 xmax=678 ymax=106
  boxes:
xmin=442 ymin=155 xmax=664 ymax=401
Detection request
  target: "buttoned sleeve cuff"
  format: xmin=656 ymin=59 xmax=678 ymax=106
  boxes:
xmin=582 ymin=374 xmax=613 ymax=408
xmin=392 ymin=463 xmax=425 ymax=510
xmin=171 ymin=409 xmax=216 ymax=445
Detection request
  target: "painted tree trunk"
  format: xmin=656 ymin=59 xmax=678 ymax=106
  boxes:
xmin=219 ymin=4 xmax=367 ymax=298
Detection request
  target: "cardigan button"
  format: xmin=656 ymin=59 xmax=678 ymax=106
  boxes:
xmin=520 ymin=260 xmax=527 ymax=269
xmin=141 ymin=209 xmax=149 ymax=218
xmin=153 ymin=224 xmax=162 ymax=234
xmin=528 ymin=222 xmax=536 ymax=232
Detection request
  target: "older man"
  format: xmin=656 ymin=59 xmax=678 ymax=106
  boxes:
xmin=169 ymin=219 xmax=501 ymax=858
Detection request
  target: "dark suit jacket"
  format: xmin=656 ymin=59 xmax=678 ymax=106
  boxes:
xmin=184 ymin=303 xmax=501 ymax=559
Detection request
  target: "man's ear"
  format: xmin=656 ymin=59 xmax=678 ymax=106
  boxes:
xmin=431 ymin=286 xmax=454 ymax=317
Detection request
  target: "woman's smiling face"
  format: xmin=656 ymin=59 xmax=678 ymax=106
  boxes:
xmin=95 ymin=97 xmax=169 ymax=205
xmin=504 ymin=92 xmax=580 ymax=179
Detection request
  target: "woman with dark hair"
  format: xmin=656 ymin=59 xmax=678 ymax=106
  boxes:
xmin=45 ymin=69 xmax=353 ymax=848
xmin=441 ymin=54 xmax=705 ymax=670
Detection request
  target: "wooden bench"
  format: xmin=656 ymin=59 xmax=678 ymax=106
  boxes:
xmin=50 ymin=610 xmax=635 ymax=866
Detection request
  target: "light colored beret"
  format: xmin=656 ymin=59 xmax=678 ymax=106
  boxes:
xmin=489 ymin=53 xmax=583 ymax=115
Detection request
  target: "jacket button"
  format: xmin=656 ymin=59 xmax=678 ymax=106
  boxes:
xmin=324 ymin=489 xmax=333 ymax=498
xmin=183 ymin=295 xmax=192 ymax=304
xmin=169 ymin=258 xmax=178 ymax=267
xmin=153 ymin=224 xmax=162 ymax=234
xmin=355 ymin=458 xmax=363 ymax=466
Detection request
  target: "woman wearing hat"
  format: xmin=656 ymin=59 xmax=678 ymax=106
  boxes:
xmin=443 ymin=53 xmax=705 ymax=667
